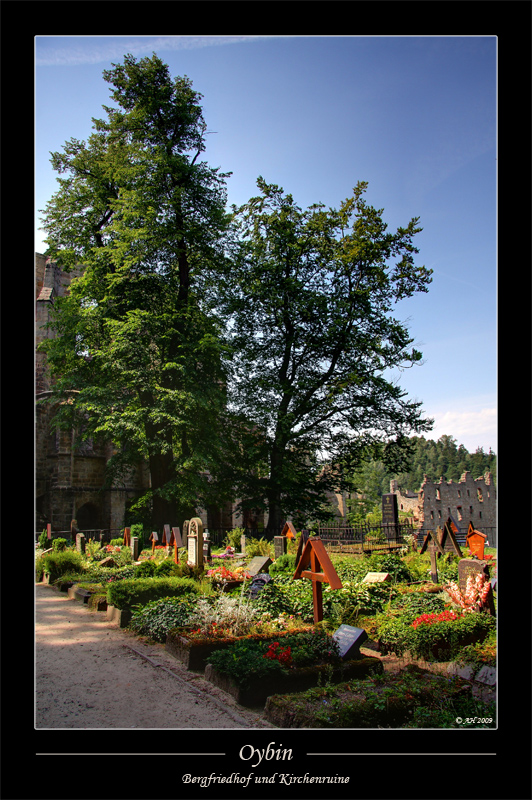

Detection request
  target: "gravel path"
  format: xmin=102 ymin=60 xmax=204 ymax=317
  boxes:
xmin=35 ymin=583 xmax=276 ymax=730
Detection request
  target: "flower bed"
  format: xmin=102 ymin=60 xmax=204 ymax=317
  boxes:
xmin=165 ymin=628 xmax=308 ymax=671
xmin=202 ymin=629 xmax=383 ymax=707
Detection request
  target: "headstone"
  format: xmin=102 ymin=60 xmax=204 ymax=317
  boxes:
xmin=130 ymin=537 xmax=140 ymax=561
xmin=240 ymin=534 xmax=246 ymax=555
xmin=362 ymin=572 xmax=391 ymax=583
xmin=457 ymin=558 xmax=491 ymax=594
xmin=274 ymin=536 xmax=287 ymax=558
xmin=381 ymin=493 xmax=399 ymax=538
xmin=76 ymin=533 xmax=86 ymax=554
xmin=247 ymin=556 xmax=272 ymax=576
xmin=70 ymin=519 xmax=78 ymax=541
xmin=248 ymin=573 xmax=272 ymax=598
xmin=332 ymin=625 xmax=368 ymax=660
xmin=182 ymin=520 xmax=190 ymax=549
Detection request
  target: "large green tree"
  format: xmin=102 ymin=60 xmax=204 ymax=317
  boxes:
xmin=222 ymin=178 xmax=434 ymax=532
xmin=39 ymin=54 xmax=231 ymax=529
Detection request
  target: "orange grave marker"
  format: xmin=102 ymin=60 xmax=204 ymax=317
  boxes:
xmin=292 ymin=536 xmax=342 ymax=624
xmin=466 ymin=522 xmax=486 ymax=559
xmin=123 ymin=527 xmax=131 ymax=547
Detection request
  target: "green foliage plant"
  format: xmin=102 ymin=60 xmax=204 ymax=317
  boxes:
xmin=223 ymin=527 xmax=246 ymax=550
xmin=244 ymin=536 xmax=273 ymax=559
xmin=39 ymin=530 xmax=49 ymax=550
xmin=52 ymin=538 xmax=68 ymax=552
xmin=129 ymin=595 xmax=199 ymax=642
xmin=43 ymin=550 xmax=85 ymax=582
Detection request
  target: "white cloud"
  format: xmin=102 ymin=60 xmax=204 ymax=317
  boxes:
xmin=423 ymin=404 xmax=497 ymax=453
xmin=35 ymin=36 xmax=277 ymax=67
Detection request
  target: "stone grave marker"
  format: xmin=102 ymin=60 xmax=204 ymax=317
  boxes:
xmin=130 ymin=536 xmax=140 ymax=561
xmin=457 ymin=557 xmax=496 ymax=615
xmin=381 ymin=492 xmax=399 ymax=539
xmin=76 ymin=533 xmax=86 ymax=554
xmin=362 ymin=572 xmax=391 ymax=583
xmin=458 ymin=558 xmax=490 ymax=594
xmin=240 ymin=534 xmax=246 ymax=555
xmin=332 ymin=624 xmax=368 ymax=660
xmin=274 ymin=536 xmax=287 ymax=558
xmin=187 ymin=534 xmax=198 ymax=567
xmin=203 ymin=529 xmax=212 ymax=563
xmin=247 ymin=556 xmax=272 ymax=576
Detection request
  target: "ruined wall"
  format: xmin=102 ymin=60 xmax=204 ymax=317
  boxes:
xmin=390 ymin=471 xmax=496 ymax=535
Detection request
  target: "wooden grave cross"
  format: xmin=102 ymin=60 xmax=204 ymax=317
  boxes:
xmin=419 ymin=528 xmax=446 ymax=557
xmin=439 ymin=517 xmax=463 ymax=558
xmin=292 ymin=536 xmax=342 ymax=624
xmin=281 ymin=521 xmax=297 ymax=540
xmin=172 ymin=527 xmax=183 ymax=564
xmin=162 ymin=524 xmax=172 ymax=547
xmin=123 ymin=527 xmax=131 ymax=547
xmin=149 ymin=531 xmax=159 ymax=554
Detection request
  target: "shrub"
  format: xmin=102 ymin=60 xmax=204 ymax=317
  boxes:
xmin=224 ymin=527 xmax=246 ymax=550
xmin=52 ymin=538 xmax=68 ymax=552
xmin=155 ymin=558 xmax=181 ymax=577
xmin=129 ymin=595 xmax=199 ymax=642
xmin=110 ymin=537 xmax=124 ymax=547
xmin=43 ymin=550 xmax=85 ymax=582
xmin=245 ymin=536 xmax=274 ymax=558
xmin=35 ymin=555 xmax=45 ymax=582
xmin=269 ymin=554 xmax=296 ymax=575
xmin=134 ymin=560 xmax=158 ymax=577
xmin=106 ymin=576 xmax=200 ymax=612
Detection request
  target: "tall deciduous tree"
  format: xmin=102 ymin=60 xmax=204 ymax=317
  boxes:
xmin=39 ymin=54 xmax=231 ymax=529
xmin=223 ymin=178 xmax=434 ymax=532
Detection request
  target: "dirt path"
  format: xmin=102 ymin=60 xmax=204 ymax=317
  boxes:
xmin=35 ymin=583 xmax=276 ymax=729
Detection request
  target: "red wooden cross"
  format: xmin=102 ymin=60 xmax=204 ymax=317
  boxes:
xmin=292 ymin=536 xmax=342 ymax=624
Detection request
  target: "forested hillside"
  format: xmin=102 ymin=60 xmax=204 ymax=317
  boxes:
xmin=345 ymin=435 xmax=496 ymax=523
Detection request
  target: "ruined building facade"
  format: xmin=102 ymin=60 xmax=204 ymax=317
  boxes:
xmin=390 ymin=471 xmax=497 ymax=537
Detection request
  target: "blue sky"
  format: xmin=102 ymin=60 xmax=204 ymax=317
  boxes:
xmin=35 ymin=35 xmax=497 ymax=457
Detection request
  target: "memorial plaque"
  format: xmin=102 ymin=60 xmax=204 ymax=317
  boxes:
xmin=247 ymin=556 xmax=272 ymax=576
xmin=332 ymin=625 xmax=368 ymax=660
xmin=187 ymin=535 xmax=198 ymax=567
xmin=362 ymin=572 xmax=391 ymax=583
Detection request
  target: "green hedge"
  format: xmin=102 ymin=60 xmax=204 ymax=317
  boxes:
xmin=106 ymin=576 xmax=200 ymax=611
xmin=43 ymin=550 xmax=85 ymax=582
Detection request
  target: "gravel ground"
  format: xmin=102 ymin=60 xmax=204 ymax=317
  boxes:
xmin=35 ymin=582 xmax=276 ymax=730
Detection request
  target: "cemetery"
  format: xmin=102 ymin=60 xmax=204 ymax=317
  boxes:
xmin=35 ymin=512 xmax=497 ymax=729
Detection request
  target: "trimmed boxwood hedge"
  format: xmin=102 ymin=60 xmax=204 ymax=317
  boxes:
xmin=106 ymin=576 xmax=200 ymax=611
